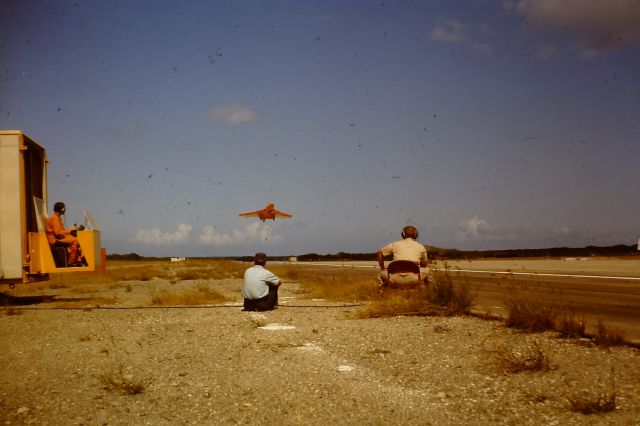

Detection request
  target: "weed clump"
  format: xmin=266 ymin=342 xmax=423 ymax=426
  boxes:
xmin=428 ymin=269 xmax=474 ymax=315
xmin=491 ymin=340 xmax=552 ymax=374
xmin=248 ymin=315 xmax=267 ymax=328
xmin=556 ymin=311 xmax=587 ymax=338
xmin=593 ymin=320 xmax=625 ymax=347
xmin=355 ymin=267 xmax=474 ymax=319
xmin=504 ymin=284 xmax=561 ymax=332
xmin=568 ymin=391 xmax=617 ymax=414
xmin=106 ymin=262 xmax=168 ymax=282
xmin=356 ymin=290 xmax=430 ymax=318
xmin=98 ymin=337 xmax=153 ymax=395
xmin=279 ymin=267 xmax=379 ymax=302
xmin=150 ymin=284 xmax=228 ymax=306
xmin=98 ymin=370 xmax=152 ymax=395
xmin=504 ymin=285 xmax=628 ymax=346
xmin=567 ymin=369 xmax=617 ymax=414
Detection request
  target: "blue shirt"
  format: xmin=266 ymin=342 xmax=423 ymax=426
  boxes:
xmin=242 ymin=265 xmax=280 ymax=300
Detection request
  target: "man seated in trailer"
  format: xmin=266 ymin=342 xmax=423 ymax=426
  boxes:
xmin=46 ymin=202 xmax=84 ymax=267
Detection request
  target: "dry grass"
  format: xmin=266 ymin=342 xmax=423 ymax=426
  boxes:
xmin=355 ymin=289 xmax=430 ymax=318
xmin=270 ymin=265 xmax=380 ymax=302
xmin=108 ymin=263 xmax=170 ymax=282
xmin=247 ymin=315 xmax=267 ymax=328
xmin=22 ymin=260 xmax=636 ymax=350
xmin=274 ymin=264 xmax=474 ymax=319
xmin=503 ymin=284 xmax=562 ymax=332
xmin=53 ymin=296 xmax=120 ymax=308
xmin=503 ymin=283 xmax=628 ymax=347
xmin=47 ymin=281 xmax=69 ymax=289
xmin=46 ymin=271 xmax=115 ymax=289
xmin=556 ymin=311 xmax=588 ymax=338
xmin=150 ymin=284 xmax=229 ymax=306
xmin=98 ymin=338 xmax=153 ymax=395
xmin=42 ymin=259 xmax=246 ymax=290
xmin=358 ymin=268 xmax=474 ymax=319
xmin=173 ymin=260 xmax=245 ymax=281
xmin=593 ymin=320 xmax=626 ymax=347
xmin=568 ymin=390 xmax=617 ymax=414
xmin=98 ymin=370 xmax=151 ymax=395
xmin=567 ymin=368 xmax=617 ymax=414
xmin=3 ymin=260 xmax=242 ymax=309
xmin=490 ymin=340 xmax=552 ymax=374
xmin=429 ymin=268 xmax=475 ymax=315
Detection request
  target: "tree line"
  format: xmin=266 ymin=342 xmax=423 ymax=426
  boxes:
xmin=107 ymin=244 xmax=638 ymax=262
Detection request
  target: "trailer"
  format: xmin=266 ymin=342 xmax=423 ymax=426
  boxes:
xmin=0 ymin=130 xmax=102 ymax=287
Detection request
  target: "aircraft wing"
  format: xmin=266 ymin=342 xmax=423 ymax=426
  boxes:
xmin=274 ymin=210 xmax=293 ymax=218
xmin=239 ymin=210 xmax=263 ymax=217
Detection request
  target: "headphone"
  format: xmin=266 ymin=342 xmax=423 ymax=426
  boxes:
xmin=53 ymin=202 xmax=66 ymax=213
xmin=401 ymin=226 xmax=418 ymax=239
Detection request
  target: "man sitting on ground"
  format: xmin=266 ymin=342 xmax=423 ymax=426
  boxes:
xmin=46 ymin=201 xmax=83 ymax=266
xmin=242 ymin=252 xmax=282 ymax=311
xmin=377 ymin=225 xmax=429 ymax=289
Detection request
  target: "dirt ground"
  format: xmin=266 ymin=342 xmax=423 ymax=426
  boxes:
xmin=1 ymin=274 xmax=640 ymax=425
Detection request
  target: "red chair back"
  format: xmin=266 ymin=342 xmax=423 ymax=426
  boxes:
xmin=387 ymin=260 xmax=420 ymax=275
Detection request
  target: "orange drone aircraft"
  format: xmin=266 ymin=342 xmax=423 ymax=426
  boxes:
xmin=239 ymin=203 xmax=293 ymax=222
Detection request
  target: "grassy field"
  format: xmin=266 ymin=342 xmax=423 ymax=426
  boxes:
xmin=3 ymin=258 xmax=631 ymax=347
xmin=1 ymin=259 xmax=637 ymax=423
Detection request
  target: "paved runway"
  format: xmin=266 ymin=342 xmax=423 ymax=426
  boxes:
xmin=285 ymin=258 xmax=640 ymax=343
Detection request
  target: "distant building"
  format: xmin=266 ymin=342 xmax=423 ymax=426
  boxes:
xmin=170 ymin=257 xmax=186 ymax=262
xmin=288 ymin=256 xmax=297 ymax=262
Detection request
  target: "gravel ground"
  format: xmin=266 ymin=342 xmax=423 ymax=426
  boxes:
xmin=1 ymin=277 xmax=639 ymax=425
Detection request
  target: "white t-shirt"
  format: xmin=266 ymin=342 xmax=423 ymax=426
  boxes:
xmin=242 ymin=265 xmax=280 ymax=299
xmin=379 ymin=238 xmax=428 ymax=264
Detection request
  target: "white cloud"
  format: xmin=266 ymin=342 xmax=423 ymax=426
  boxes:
xmin=133 ymin=223 xmax=192 ymax=245
xmin=457 ymin=217 xmax=522 ymax=242
xmin=452 ymin=218 xmax=634 ymax=248
xmin=199 ymin=222 xmax=282 ymax=246
xmin=553 ymin=227 xmax=571 ymax=236
xmin=513 ymin=0 xmax=640 ymax=56
xmin=471 ymin=42 xmax=494 ymax=55
xmin=430 ymin=20 xmax=493 ymax=55
xmin=114 ymin=125 xmax=140 ymax=138
xmin=458 ymin=216 xmax=490 ymax=239
xmin=430 ymin=20 xmax=467 ymax=44
xmin=209 ymin=104 xmax=257 ymax=125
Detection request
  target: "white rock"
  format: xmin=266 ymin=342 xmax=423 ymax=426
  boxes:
xmin=249 ymin=313 xmax=267 ymax=320
xmin=259 ymin=323 xmax=295 ymax=330
xmin=298 ymin=342 xmax=323 ymax=352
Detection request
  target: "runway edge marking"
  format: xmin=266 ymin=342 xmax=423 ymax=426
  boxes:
xmin=295 ymin=263 xmax=640 ymax=281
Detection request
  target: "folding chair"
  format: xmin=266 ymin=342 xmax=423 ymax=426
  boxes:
xmin=386 ymin=260 xmax=422 ymax=290
xmin=51 ymin=242 xmax=68 ymax=268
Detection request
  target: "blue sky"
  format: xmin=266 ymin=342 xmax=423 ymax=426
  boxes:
xmin=2 ymin=0 xmax=639 ymax=256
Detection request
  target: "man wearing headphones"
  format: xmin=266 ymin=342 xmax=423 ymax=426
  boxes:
xmin=46 ymin=202 xmax=83 ymax=266
xmin=377 ymin=226 xmax=429 ymax=288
